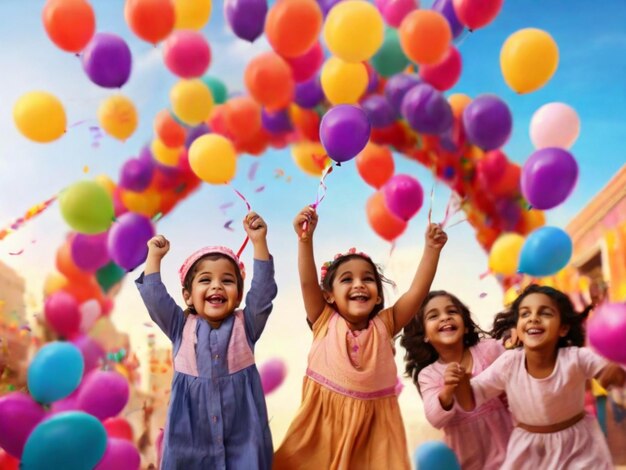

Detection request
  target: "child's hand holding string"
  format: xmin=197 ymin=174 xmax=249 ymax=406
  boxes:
xmin=244 ymin=211 xmax=267 ymax=243
xmin=294 ymin=206 xmax=318 ymax=242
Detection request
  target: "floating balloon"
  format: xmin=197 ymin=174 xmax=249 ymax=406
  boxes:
xmin=588 ymin=303 xmax=626 ymax=365
xmin=419 ymin=46 xmax=462 ymax=91
xmin=82 ymin=33 xmax=132 ymax=88
xmin=259 ymin=358 xmax=287 ymax=394
xmin=119 ymin=157 xmax=154 ymax=193
xmin=98 ymin=95 xmax=138 ymax=141
xmin=384 ymin=73 xmax=421 ymax=113
xmin=95 ymin=438 xmax=141 ymax=470
xmin=399 ymin=10 xmax=451 ymax=65
xmin=0 ymin=393 xmax=46 ymax=458
xmin=124 ymin=0 xmax=175 ymax=44
xmin=108 ymin=213 xmax=155 ymax=270
xmin=414 ymin=441 xmax=460 ymax=470
xmin=151 ymin=138 xmax=182 ymax=166
xmin=320 ymin=105 xmax=371 ymax=163
xmin=371 ymin=28 xmax=409 ymax=78
xmin=59 ymin=181 xmax=115 ymax=234
xmin=163 ymin=30 xmax=211 ymax=79
xmin=401 ymin=83 xmax=453 ymax=135
xmin=185 ymin=123 xmax=210 ymax=148
xmin=96 ymin=262 xmax=126 ymax=294
xmin=452 ymin=0 xmax=502 ymax=30
xmin=431 ymin=0 xmax=463 ymax=38
xmin=462 ymin=95 xmax=512 ymax=150
xmin=44 ymin=291 xmax=81 ymax=337
xmin=189 ymin=134 xmax=237 ymax=184
xmin=224 ymin=0 xmax=268 ymax=42
xmin=57 ymin=236 xmax=86 ymax=279
xmin=356 ymin=143 xmax=395 ymax=188
xmin=174 ymin=0 xmax=212 ymax=30
xmin=245 ymin=52 xmax=294 ymax=111
xmin=265 ymin=0 xmax=322 ymax=58
xmin=521 ymin=147 xmax=578 ymax=210
xmin=529 ymin=102 xmax=580 ymax=149
xmin=380 ymin=0 xmax=417 ymax=28
xmin=223 ymin=96 xmax=262 ymax=141
xmin=518 ymin=226 xmax=572 ymax=277
xmin=170 ymin=79 xmax=214 ymax=125
xmin=448 ymin=93 xmax=471 ymax=118
xmin=320 ymin=57 xmax=368 ymax=105
xmin=71 ymin=334 xmax=105 ymax=372
xmin=262 ymin=109 xmax=293 ymax=134
xmin=366 ymin=191 xmax=407 ymax=241
xmin=202 ymin=76 xmax=228 ymax=104
xmin=13 ymin=91 xmax=66 ymax=143
xmin=488 ymin=233 xmax=524 ymax=276
xmin=291 ymin=142 xmax=330 ymax=176
xmin=28 ymin=342 xmax=84 ymax=404
xmin=43 ymin=0 xmax=95 ymax=53
xmin=361 ymin=95 xmax=396 ymax=128
xmin=78 ymin=371 xmax=130 ymax=421
xmin=285 ymin=42 xmax=325 ymax=83
xmin=103 ymin=418 xmax=134 ymax=441
xmin=382 ymin=174 xmax=423 ymax=221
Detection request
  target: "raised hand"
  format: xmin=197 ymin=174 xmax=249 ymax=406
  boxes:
xmin=147 ymin=235 xmax=170 ymax=260
xmin=243 ymin=211 xmax=268 ymax=244
xmin=294 ymin=206 xmax=318 ymax=242
xmin=426 ymin=223 xmax=448 ymax=251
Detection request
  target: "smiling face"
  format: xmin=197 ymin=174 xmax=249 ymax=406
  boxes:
xmin=422 ymin=295 xmax=467 ymax=350
xmin=516 ymin=293 xmax=569 ymax=351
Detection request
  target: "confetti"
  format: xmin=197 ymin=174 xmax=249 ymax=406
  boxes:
xmin=479 ymin=292 xmax=488 ymax=298
xmin=248 ymin=161 xmax=260 ymax=181
xmin=254 ymin=185 xmax=265 ymax=193
xmin=8 ymin=249 xmax=24 ymax=256
xmin=0 ymin=196 xmax=57 ymax=241
xmin=83 ymin=166 xmax=89 ymax=173
xmin=219 ymin=202 xmax=234 ymax=214
xmin=274 ymin=169 xmax=285 ymax=178
xmin=224 ymin=220 xmax=234 ymax=231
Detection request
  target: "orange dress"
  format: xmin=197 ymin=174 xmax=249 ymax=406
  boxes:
xmin=274 ymin=305 xmax=411 ymax=470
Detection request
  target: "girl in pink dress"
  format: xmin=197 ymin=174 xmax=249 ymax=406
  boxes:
xmin=453 ymin=284 xmax=626 ymax=469
xmin=401 ymin=291 xmax=513 ymax=469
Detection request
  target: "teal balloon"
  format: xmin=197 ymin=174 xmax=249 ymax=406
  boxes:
xmin=201 ymin=76 xmax=228 ymax=104
xmin=21 ymin=412 xmax=107 ymax=470
xmin=518 ymin=226 xmax=572 ymax=277
xmin=59 ymin=181 xmax=114 ymax=234
xmin=96 ymin=262 xmax=126 ymax=293
xmin=27 ymin=342 xmax=84 ymax=404
xmin=371 ymin=29 xmax=410 ymax=78
xmin=414 ymin=441 xmax=460 ymax=470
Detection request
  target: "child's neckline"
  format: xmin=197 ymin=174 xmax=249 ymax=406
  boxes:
xmin=523 ymin=347 xmax=561 ymax=380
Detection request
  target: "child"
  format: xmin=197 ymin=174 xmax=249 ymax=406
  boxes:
xmin=136 ymin=212 xmax=277 ymax=470
xmin=452 ymin=284 xmax=626 ymax=469
xmin=401 ymin=291 xmax=513 ymax=469
xmin=273 ymin=206 xmax=447 ymax=470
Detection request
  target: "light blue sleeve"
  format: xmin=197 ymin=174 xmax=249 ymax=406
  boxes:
xmin=135 ymin=272 xmax=185 ymax=342
xmin=242 ymin=257 xmax=278 ymax=344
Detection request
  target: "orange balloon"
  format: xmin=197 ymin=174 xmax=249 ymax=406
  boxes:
xmin=244 ymin=52 xmax=295 ymax=111
xmin=223 ymin=96 xmax=262 ymax=142
xmin=448 ymin=93 xmax=472 ymax=119
xmin=154 ymin=110 xmax=186 ymax=148
xmin=289 ymin=105 xmax=320 ymax=142
xmin=57 ymin=237 xmax=87 ymax=280
xmin=265 ymin=0 xmax=323 ymax=58
xmin=516 ymin=208 xmax=545 ymax=235
xmin=120 ymin=189 xmax=162 ymax=217
xmin=366 ymin=191 xmax=407 ymax=241
xmin=63 ymin=277 xmax=103 ymax=304
xmin=44 ymin=272 xmax=69 ymax=298
xmin=356 ymin=143 xmax=395 ymax=189
xmin=237 ymin=128 xmax=270 ymax=156
xmin=43 ymin=0 xmax=95 ymax=53
xmin=399 ymin=10 xmax=451 ymax=65
xmin=124 ymin=0 xmax=175 ymax=44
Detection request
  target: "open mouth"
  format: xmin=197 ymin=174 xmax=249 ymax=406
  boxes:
xmin=349 ymin=293 xmax=369 ymax=302
xmin=526 ymin=328 xmax=544 ymax=336
xmin=438 ymin=324 xmax=457 ymax=333
xmin=206 ymin=294 xmax=226 ymax=305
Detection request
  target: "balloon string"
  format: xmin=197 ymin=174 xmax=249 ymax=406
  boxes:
xmin=229 ymin=185 xmax=252 ymax=258
xmin=302 ymin=161 xmax=334 ymax=236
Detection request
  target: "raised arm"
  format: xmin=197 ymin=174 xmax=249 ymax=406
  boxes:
xmin=145 ymin=234 xmax=170 ymax=275
xmin=294 ymin=206 xmax=326 ymax=325
xmin=392 ymin=223 xmax=447 ymax=334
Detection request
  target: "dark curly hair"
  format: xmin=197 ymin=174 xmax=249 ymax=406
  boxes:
xmin=491 ymin=284 xmax=590 ymax=348
xmin=401 ymin=291 xmax=486 ymax=393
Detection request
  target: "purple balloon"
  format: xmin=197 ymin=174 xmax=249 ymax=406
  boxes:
xmin=259 ymin=359 xmax=287 ymax=395
xmin=431 ymin=0 xmax=464 ymax=38
xmin=107 ymin=213 xmax=155 ymax=270
xmin=521 ymin=147 xmax=578 ymax=210
xmin=361 ymin=95 xmax=396 ymax=128
xmin=224 ymin=0 xmax=268 ymax=42
xmin=185 ymin=123 xmax=210 ymax=148
xmin=82 ymin=33 xmax=132 ymax=88
xmin=295 ymin=78 xmax=325 ymax=109
xmin=71 ymin=335 xmax=105 ymax=373
xmin=401 ymin=83 xmax=453 ymax=135
xmin=95 ymin=438 xmax=141 ymax=470
xmin=588 ymin=303 xmax=626 ymax=365
xmin=384 ymin=73 xmax=421 ymax=113
xmin=463 ymin=95 xmax=512 ymax=150
xmin=261 ymin=108 xmax=293 ymax=134
xmin=382 ymin=174 xmax=424 ymax=221
xmin=495 ymin=198 xmax=521 ymax=231
xmin=77 ymin=371 xmax=130 ymax=421
xmin=119 ymin=157 xmax=154 ymax=192
xmin=71 ymin=232 xmax=110 ymax=272
xmin=0 ymin=392 xmax=46 ymax=458
xmin=366 ymin=66 xmax=379 ymax=94
xmin=317 ymin=0 xmax=344 ymax=16
xmin=320 ymin=105 xmax=371 ymax=163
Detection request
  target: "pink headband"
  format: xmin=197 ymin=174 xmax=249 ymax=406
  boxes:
xmin=320 ymin=248 xmax=371 ymax=282
xmin=179 ymin=246 xmax=245 ymax=286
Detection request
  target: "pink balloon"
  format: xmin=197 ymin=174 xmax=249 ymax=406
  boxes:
xmin=259 ymin=358 xmax=287 ymax=395
xmin=50 ymin=387 xmax=80 ymax=414
xmin=452 ymin=0 xmax=502 ymax=30
xmin=44 ymin=291 xmax=81 ymax=337
xmin=419 ymin=46 xmax=462 ymax=91
xmin=71 ymin=334 xmax=105 ymax=372
xmin=79 ymin=299 xmax=102 ymax=333
xmin=163 ymin=30 xmax=211 ymax=79
xmin=0 ymin=392 xmax=46 ymax=458
xmin=285 ymin=42 xmax=324 ymax=83
xmin=95 ymin=438 xmax=140 ymax=470
xmin=529 ymin=102 xmax=580 ymax=150
xmin=77 ymin=371 xmax=130 ymax=420
xmin=71 ymin=233 xmax=110 ymax=272
xmin=382 ymin=0 xmax=418 ymax=27
xmin=588 ymin=303 xmax=626 ymax=365
xmin=381 ymin=174 xmax=424 ymax=221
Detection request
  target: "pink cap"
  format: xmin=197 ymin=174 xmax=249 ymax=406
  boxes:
xmin=179 ymin=246 xmax=245 ymax=286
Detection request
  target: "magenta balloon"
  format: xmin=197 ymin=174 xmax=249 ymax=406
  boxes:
xmin=81 ymin=33 xmax=132 ymax=88
xmin=163 ymin=30 xmax=211 ymax=79
xmin=119 ymin=157 xmax=154 ymax=192
xmin=419 ymin=46 xmax=462 ymax=91
xmin=44 ymin=291 xmax=81 ymax=338
xmin=382 ymin=174 xmax=424 ymax=221
xmin=382 ymin=0 xmax=417 ymax=28
xmin=0 ymin=392 xmax=46 ymax=458
xmin=107 ymin=213 xmax=155 ymax=270
xmin=286 ymin=42 xmax=324 ymax=83
xmin=588 ymin=303 xmax=626 ymax=365
xmin=320 ymin=105 xmax=371 ymax=163
xmin=259 ymin=358 xmax=287 ymax=395
xmin=71 ymin=232 xmax=110 ymax=272
xmin=50 ymin=390 xmax=79 ymax=415
xmin=224 ymin=0 xmax=268 ymax=42
xmin=71 ymin=335 xmax=105 ymax=373
xmin=462 ymin=95 xmax=512 ymax=150
xmin=476 ymin=149 xmax=507 ymax=186
xmin=78 ymin=371 xmax=130 ymax=421
xmin=95 ymin=438 xmax=141 ymax=470
xmin=401 ymin=83 xmax=453 ymax=135
xmin=521 ymin=147 xmax=578 ymax=210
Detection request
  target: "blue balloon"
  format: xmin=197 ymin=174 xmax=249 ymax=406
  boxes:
xmin=22 ymin=412 xmax=107 ymax=470
xmin=27 ymin=342 xmax=84 ymax=404
xmin=518 ymin=226 xmax=572 ymax=277
xmin=414 ymin=441 xmax=460 ymax=470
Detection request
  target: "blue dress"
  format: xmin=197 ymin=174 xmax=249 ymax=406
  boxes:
xmin=136 ymin=258 xmax=277 ymax=470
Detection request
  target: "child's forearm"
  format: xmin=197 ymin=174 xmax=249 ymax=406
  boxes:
xmin=455 ymin=377 xmax=476 ymax=411
xmin=438 ymin=387 xmax=455 ymax=411
xmin=298 ymin=239 xmax=318 ymax=287
xmin=252 ymin=239 xmax=270 ymax=261
xmin=144 ymin=255 xmax=162 ymax=275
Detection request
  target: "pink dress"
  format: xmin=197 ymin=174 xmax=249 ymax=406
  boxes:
xmin=472 ymin=347 xmax=613 ymax=469
xmin=418 ymin=339 xmax=513 ymax=469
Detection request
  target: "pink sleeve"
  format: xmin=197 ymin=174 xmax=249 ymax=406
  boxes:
xmin=417 ymin=366 xmax=461 ymax=429
xmin=577 ymin=347 xmax=609 ymax=378
xmin=471 ymin=351 xmax=511 ymax=407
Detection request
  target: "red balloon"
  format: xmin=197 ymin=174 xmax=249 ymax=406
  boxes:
xmin=124 ymin=0 xmax=175 ymax=44
xmin=103 ymin=417 xmax=134 ymax=441
xmin=154 ymin=110 xmax=186 ymax=148
xmin=356 ymin=143 xmax=395 ymax=189
xmin=366 ymin=191 xmax=407 ymax=241
xmin=285 ymin=42 xmax=324 ymax=83
xmin=0 ymin=449 xmax=18 ymax=470
xmin=452 ymin=0 xmax=503 ymax=30
xmin=43 ymin=0 xmax=95 ymax=53
xmin=419 ymin=46 xmax=462 ymax=91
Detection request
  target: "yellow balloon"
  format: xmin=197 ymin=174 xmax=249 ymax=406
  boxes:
xmin=98 ymin=94 xmax=138 ymax=141
xmin=323 ymin=0 xmax=384 ymax=63
xmin=151 ymin=138 xmax=182 ymax=166
xmin=43 ymin=272 xmax=69 ymax=297
xmin=170 ymin=79 xmax=214 ymax=125
xmin=448 ymin=93 xmax=472 ymax=119
xmin=189 ymin=134 xmax=237 ymax=184
xmin=500 ymin=28 xmax=559 ymax=94
xmin=120 ymin=188 xmax=162 ymax=217
xmin=488 ymin=233 xmax=525 ymax=276
xmin=174 ymin=0 xmax=212 ymax=30
xmin=503 ymin=286 xmax=519 ymax=306
xmin=291 ymin=142 xmax=330 ymax=177
xmin=320 ymin=56 xmax=368 ymax=105
xmin=94 ymin=174 xmax=116 ymax=196
xmin=13 ymin=91 xmax=66 ymax=143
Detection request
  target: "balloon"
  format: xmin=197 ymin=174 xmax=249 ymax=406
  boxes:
xmin=431 ymin=0 xmax=463 ymax=38
xmin=361 ymin=95 xmax=396 ymax=128
xmin=201 ymin=76 xmax=228 ymax=104
xmin=399 ymin=10 xmax=451 ymax=65
xmin=448 ymin=93 xmax=471 ymax=118
xmin=44 ymin=272 xmax=69 ymax=298
xmin=224 ymin=0 xmax=268 ymax=42
xmin=119 ymin=188 xmax=162 ymax=218
xmin=384 ymin=73 xmax=421 ymax=113
xmin=452 ymin=0 xmax=502 ymax=30
xmin=95 ymin=174 xmax=117 ymax=196
xmin=189 ymin=134 xmax=237 ymax=184
xmin=60 ymin=181 xmax=115 ymax=234
xmin=151 ymin=137 xmax=182 ymax=166
xmin=174 ymin=0 xmax=212 ymax=30
xmin=419 ymin=46 xmax=462 ymax=91
xmin=44 ymin=291 xmax=81 ymax=337
xmin=518 ymin=226 xmax=572 ymax=277
xmin=223 ymin=96 xmax=262 ymax=141
xmin=382 ymin=174 xmax=423 ymax=220
xmin=261 ymin=109 xmax=293 ymax=134
xmin=295 ymin=77 xmax=325 ymax=108
xmin=0 ymin=393 xmax=46 ymax=458
xmin=22 ymin=412 xmax=107 ymax=470
xmin=320 ymin=57 xmax=368 ymax=105
xmin=71 ymin=334 xmax=105 ymax=372
xmin=95 ymin=438 xmax=141 ymax=470
xmin=71 ymin=232 xmax=109 ymax=273
xmin=318 ymin=0 xmax=344 ymax=15
xmin=124 ymin=0 xmax=175 ymax=44
xmin=462 ymin=95 xmax=512 ymax=150
xmin=529 ymin=103 xmax=580 ymax=150
xmin=185 ymin=123 xmax=211 ymax=148
xmin=245 ymin=52 xmax=294 ymax=111
xmin=285 ymin=42 xmax=325 ymax=83
xmin=588 ymin=303 xmax=626 ymax=365
xmin=500 ymin=28 xmax=559 ymax=94
xmin=371 ymin=28 xmax=409 ymax=78
xmin=380 ymin=0 xmax=417 ymax=28
xmin=119 ymin=157 xmax=155 ymax=192
xmin=521 ymin=147 xmax=578 ymax=210
xmin=290 ymin=105 xmax=321 ymax=141
xmin=516 ymin=208 xmax=545 ymax=236
xmin=291 ymin=142 xmax=330 ymax=176
xmin=163 ymin=30 xmax=211 ymax=79
xmin=98 ymin=95 xmax=137 ymax=141
xmin=13 ymin=91 xmax=66 ymax=143
xmin=414 ymin=441 xmax=460 ymax=470
xmin=78 ymin=300 xmax=102 ymax=333
xmin=108 ymin=213 xmax=155 ymax=270
xmin=356 ymin=143 xmax=394 ymax=188
xmin=78 ymin=371 xmax=130 ymax=421
xmin=320 ymin=105 xmax=371 ymax=163
xmin=323 ymin=0 xmax=384 ymax=63
xmin=366 ymin=191 xmax=407 ymax=241
xmin=82 ymin=33 xmax=132 ymax=88
xmin=103 ymin=418 xmax=134 ymax=441
xmin=170 ymin=79 xmax=214 ymax=125
xmin=265 ymin=0 xmax=323 ymax=58
xmin=96 ymin=262 xmax=126 ymax=294
xmin=28 ymin=342 xmax=84 ymax=404
xmin=259 ymin=358 xmax=287 ymax=394
xmin=401 ymin=83 xmax=453 ymax=135
xmin=365 ymin=62 xmax=379 ymax=93
xmin=495 ymin=198 xmax=521 ymax=231
xmin=0 ymin=449 xmax=18 ymax=470
xmin=42 ymin=0 xmax=95 ymax=53
xmin=488 ymin=233 xmax=524 ymax=276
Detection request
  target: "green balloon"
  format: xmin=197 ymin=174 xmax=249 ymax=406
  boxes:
xmin=201 ymin=76 xmax=228 ymax=104
xmin=96 ymin=262 xmax=126 ymax=293
xmin=371 ymin=29 xmax=410 ymax=78
xmin=59 ymin=181 xmax=114 ymax=234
